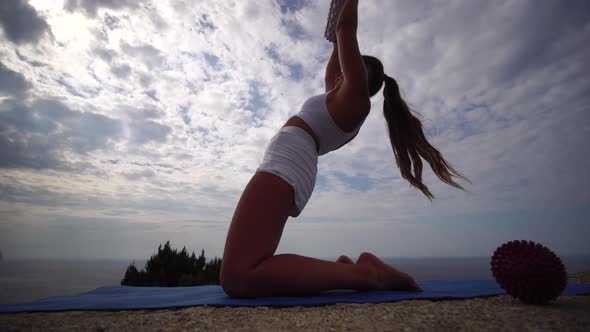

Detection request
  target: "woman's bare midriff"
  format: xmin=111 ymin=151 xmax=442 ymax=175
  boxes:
xmin=282 ymin=116 xmax=320 ymax=154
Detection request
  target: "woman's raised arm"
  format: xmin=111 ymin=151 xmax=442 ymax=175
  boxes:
xmin=335 ymin=0 xmax=368 ymax=98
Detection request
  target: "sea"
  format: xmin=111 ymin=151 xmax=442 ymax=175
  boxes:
xmin=1 ymin=256 xmax=589 ymax=305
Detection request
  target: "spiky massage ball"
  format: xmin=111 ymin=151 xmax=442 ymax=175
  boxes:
xmin=491 ymin=240 xmax=567 ymax=304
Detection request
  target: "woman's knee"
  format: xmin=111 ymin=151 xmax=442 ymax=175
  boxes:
xmin=220 ymin=263 xmax=256 ymax=298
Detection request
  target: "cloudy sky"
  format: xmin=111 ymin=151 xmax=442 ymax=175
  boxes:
xmin=0 ymin=0 xmax=589 ymax=261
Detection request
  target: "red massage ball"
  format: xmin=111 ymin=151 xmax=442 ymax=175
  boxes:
xmin=491 ymin=240 xmax=567 ymax=304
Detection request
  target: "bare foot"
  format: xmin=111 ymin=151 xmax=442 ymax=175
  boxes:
xmin=336 ymin=255 xmax=354 ymax=264
xmin=356 ymin=252 xmax=423 ymax=292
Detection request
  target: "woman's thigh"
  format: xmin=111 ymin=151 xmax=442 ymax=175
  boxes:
xmin=222 ymin=171 xmax=294 ymax=272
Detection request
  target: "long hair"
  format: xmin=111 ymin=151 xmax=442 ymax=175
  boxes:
xmin=362 ymin=55 xmax=471 ymax=200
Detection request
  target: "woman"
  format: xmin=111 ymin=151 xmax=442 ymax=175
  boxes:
xmin=220 ymin=0 xmax=469 ymax=298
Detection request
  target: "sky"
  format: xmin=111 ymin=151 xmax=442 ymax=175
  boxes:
xmin=0 ymin=0 xmax=589 ymax=261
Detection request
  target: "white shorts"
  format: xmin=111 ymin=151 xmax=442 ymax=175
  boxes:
xmin=256 ymin=126 xmax=318 ymax=217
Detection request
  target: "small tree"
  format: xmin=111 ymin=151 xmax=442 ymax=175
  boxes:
xmin=121 ymin=261 xmax=147 ymax=285
xmin=202 ymin=257 xmax=222 ymax=285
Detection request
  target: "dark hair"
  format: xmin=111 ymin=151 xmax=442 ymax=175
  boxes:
xmin=362 ymin=56 xmax=385 ymax=97
xmin=362 ymin=55 xmax=471 ymax=200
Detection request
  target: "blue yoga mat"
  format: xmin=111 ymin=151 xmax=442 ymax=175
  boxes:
xmin=2 ymin=280 xmax=589 ymax=313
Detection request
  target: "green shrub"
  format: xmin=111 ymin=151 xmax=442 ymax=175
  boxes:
xmin=121 ymin=241 xmax=222 ymax=286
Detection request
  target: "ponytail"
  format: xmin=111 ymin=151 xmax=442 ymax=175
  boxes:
xmin=382 ymin=74 xmax=470 ymax=200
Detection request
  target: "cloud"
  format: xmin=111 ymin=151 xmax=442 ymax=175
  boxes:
xmin=264 ymin=43 xmax=305 ymax=81
xmin=0 ymin=1 xmax=589 ymax=260
xmin=0 ymin=0 xmax=52 ymax=44
xmin=276 ymin=0 xmax=310 ymax=40
xmin=15 ymin=51 xmax=49 ymax=68
xmin=63 ymin=0 xmax=140 ymax=17
xmin=121 ymin=168 xmax=156 ymax=181
xmin=129 ymin=119 xmax=171 ymax=145
xmin=487 ymin=1 xmax=590 ymax=83
xmin=120 ymin=41 xmax=166 ymax=69
xmin=0 ymin=133 xmax=69 ymax=171
xmin=0 ymin=61 xmax=32 ymax=99
xmin=0 ymin=98 xmax=123 ymax=170
xmin=110 ymin=64 xmax=132 ymax=79
xmin=93 ymin=47 xmax=117 ymax=62
xmin=276 ymin=0 xmax=307 ymax=14
xmin=103 ymin=12 xmax=122 ymax=30
xmin=197 ymin=14 xmax=216 ymax=34
xmin=124 ymin=107 xmax=172 ymax=145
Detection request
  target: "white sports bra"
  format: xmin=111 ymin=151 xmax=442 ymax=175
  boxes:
xmin=296 ymin=92 xmax=365 ymax=156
